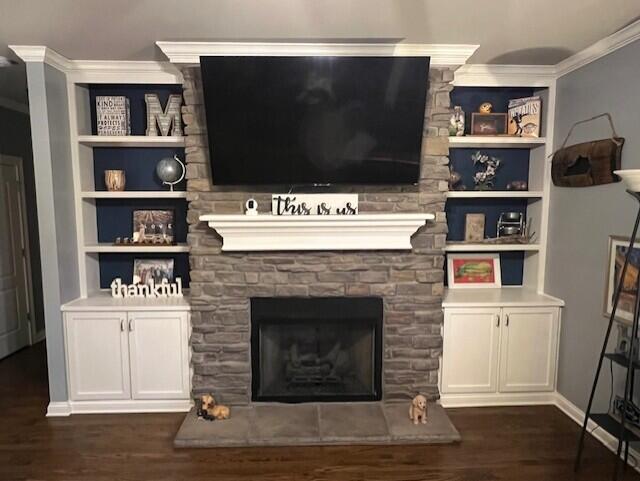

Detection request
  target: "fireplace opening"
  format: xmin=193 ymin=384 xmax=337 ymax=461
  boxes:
xmin=251 ymin=297 xmax=383 ymax=402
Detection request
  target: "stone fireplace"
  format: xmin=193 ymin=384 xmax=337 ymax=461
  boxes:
xmin=182 ymin=65 xmax=453 ymax=405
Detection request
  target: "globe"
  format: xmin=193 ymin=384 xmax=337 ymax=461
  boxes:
xmin=156 ymin=156 xmax=184 ymax=184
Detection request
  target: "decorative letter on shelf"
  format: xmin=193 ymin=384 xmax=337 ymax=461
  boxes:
xmin=145 ymin=94 xmax=183 ymax=136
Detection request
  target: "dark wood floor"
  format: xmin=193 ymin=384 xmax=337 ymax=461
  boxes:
xmin=1 ymin=343 xmax=638 ymax=481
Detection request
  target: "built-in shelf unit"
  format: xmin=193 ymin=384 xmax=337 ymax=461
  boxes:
xmin=67 ymin=69 xmax=189 ymax=301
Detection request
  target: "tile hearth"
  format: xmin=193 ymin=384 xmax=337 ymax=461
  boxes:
xmin=174 ymin=402 xmax=460 ymax=448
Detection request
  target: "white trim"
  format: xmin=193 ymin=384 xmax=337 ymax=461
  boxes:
xmin=555 ymin=19 xmax=640 ymax=78
xmin=46 ymin=401 xmax=72 ymax=417
xmin=9 ymin=45 xmax=72 ymax=71
xmin=200 ymin=213 xmax=434 ymax=251
xmin=47 ymin=399 xmax=191 ymax=416
xmin=440 ymin=391 xmax=557 ymax=408
xmin=454 ymin=64 xmax=556 ymax=87
xmin=554 ymin=392 xmax=640 ymax=472
xmin=156 ymin=41 xmax=479 ymax=66
xmin=0 ymin=97 xmax=29 ymax=114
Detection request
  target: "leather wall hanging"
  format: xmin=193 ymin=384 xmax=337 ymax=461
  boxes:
xmin=551 ymin=113 xmax=624 ymax=187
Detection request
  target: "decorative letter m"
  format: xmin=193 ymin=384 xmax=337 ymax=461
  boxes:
xmin=145 ymin=93 xmax=183 ymax=136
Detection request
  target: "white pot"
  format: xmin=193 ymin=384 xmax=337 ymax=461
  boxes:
xmin=614 ymin=170 xmax=640 ymax=192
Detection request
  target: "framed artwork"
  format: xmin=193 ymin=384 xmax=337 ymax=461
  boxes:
xmin=447 ymin=253 xmax=501 ymax=289
xmin=132 ymin=209 xmax=175 ymax=243
xmin=133 ymin=258 xmax=174 ymax=286
xmin=471 ymin=113 xmax=507 ymax=136
xmin=464 ymin=213 xmax=486 ymax=242
xmin=604 ymin=235 xmax=640 ymax=324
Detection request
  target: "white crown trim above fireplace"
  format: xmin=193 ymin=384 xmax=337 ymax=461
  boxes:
xmin=199 ymin=213 xmax=434 ymax=251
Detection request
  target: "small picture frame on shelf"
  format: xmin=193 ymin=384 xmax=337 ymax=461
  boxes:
xmin=464 ymin=213 xmax=486 ymax=242
xmin=471 ymin=113 xmax=507 ymax=136
xmin=96 ymin=95 xmax=130 ymax=136
xmin=447 ymin=253 xmax=501 ymax=289
xmin=604 ymin=235 xmax=640 ymax=324
xmin=133 ymin=258 xmax=174 ymax=286
xmin=132 ymin=209 xmax=175 ymax=244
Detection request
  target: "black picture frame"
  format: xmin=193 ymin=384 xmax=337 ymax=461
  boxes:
xmin=471 ymin=113 xmax=508 ymax=136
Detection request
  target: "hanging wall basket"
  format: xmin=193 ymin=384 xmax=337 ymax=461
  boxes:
xmin=551 ymin=113 xmax=624 ymax=187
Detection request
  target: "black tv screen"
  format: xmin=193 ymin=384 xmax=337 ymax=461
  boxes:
xmin=200 ymin=56 xmax=430 ymax=185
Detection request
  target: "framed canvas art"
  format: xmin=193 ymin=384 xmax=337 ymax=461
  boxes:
xmin=604 ymin=235 xmax=640 ymax=324
xmin=470 ymin=113 xmax=507 ymax=136
xmin=447 ymin=253 xmax=501 ymax=289
xmin=132 ymin=209 xmax=175 ymax=244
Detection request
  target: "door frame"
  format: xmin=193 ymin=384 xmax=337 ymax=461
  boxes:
xmin=0 ymin=154 xmax=37 ymax=345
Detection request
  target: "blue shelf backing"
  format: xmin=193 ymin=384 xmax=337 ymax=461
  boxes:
xmin=450 ymin=86 xmax=536 ymax=136
xmin=449 ymin=148 xmax=530 ymax=192
xmin=90 ymin=84 xmax=183 ymax=136
xmin=99 ymin=252 xmax=190 ymax=289
xmin=93 ymin=147 xmax=186 ymax=191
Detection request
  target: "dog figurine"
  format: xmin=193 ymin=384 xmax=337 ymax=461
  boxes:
xmin=409 ymin=394 xmax=428 ymax=425
xmin=197 ymin=393 xmax=230 ymax=421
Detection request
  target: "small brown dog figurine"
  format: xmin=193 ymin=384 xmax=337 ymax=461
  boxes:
xmin=409 ymin=394 xmax=428 ymax=425
xmin=197 ymin=393 xmax=231 ymax=421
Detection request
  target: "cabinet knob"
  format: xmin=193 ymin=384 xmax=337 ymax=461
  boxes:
xmin=128 ymin=319 xmax=134 ymax=331
xmin=505 ymin=314 xmax=510 ymax=327
xmin=120 ymin=319 xmax=125 ymax=332
xmin=495 ymin=314 xmax=500 ymax=327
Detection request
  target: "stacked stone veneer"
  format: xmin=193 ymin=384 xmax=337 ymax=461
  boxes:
xmin=182 ymin=66 xmax=454 ymax=404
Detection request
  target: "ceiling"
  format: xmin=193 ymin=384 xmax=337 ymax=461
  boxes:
xmin=1 ymin=0 xmax=639 ymax=103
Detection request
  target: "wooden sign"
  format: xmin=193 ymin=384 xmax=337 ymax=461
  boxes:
xmin=96 ymin=96 xmax=130 ymax=136
xmin=145 ymin=93 xmax=183 ymax=136
xmin=271 ymin=194 xmax=358 ymax=215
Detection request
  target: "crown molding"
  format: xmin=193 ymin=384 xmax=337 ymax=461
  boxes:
xmin=156 ymin=41 xmax=479 ymax=66
xmin=9 ymin=45 xmax=72 ymax=71
xmin=0 ymin=97 xmax=29 ymax=115
xmin=454 ymin=64 xmax=556 ymax=87
xmin=555 ymin=19 xmax=640 ymax=77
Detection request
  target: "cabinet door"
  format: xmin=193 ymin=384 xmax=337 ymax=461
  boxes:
xmin=64 ymin=312 xmax=130 ymax=401
xmin=498 ymin=307 xmax=559 ymax=393
xmin=128 ymin=312 xmax=190 ymax=400
xmin=441 ymin=307 xmax=501 ymax=394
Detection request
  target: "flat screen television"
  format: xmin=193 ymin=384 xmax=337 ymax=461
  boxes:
xmin=200 ymin=56 xmax=430 ymax=185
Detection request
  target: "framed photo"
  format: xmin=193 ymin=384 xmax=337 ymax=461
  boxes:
xmin=604 ymin=235 xmax=640 ymax=324
xmin=132 ymin=209 xmax=174 ymax=243
xmin=464 ymin=213 xmax=485 ymax=242
xmin=133 ymin=258 xmax=174 ymax=286
xmin=447 ymin=253 xmax=501 ymax=289
xmin=471 ymin=113 xmax=507 ymax=136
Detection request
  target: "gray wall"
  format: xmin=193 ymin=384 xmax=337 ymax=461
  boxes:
xmin=25 ymin=62 xmax=79 ymax=403
xmin=546 ymin=39 xmax=640 ymax=412
xmin=0 ymin=105 xmax=45 ymax=334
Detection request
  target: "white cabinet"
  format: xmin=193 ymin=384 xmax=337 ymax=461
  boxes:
xmin=64 ymin=312 xmax=130 ymax=401
xmin=441 ymin=302 xmax=561 ymax=405
xmin=128 ymin=312 xmax=190 ymax=400
xmin=498 ymin=307 xmax=559 ymax=393
xmin=63 ymin=309 xmax=190 ymax=410
xmin=441 ymin=308 xmax=500 ymax=394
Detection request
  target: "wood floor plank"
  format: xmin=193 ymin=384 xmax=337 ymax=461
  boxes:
xmin=1 ymin=343 xmax=638 ymax=480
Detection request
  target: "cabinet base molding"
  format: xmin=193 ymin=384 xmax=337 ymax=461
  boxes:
xmin=440 ymin=391 xmax=557 ymax=408
xmin=46 ymin=399 xmax=192 ymax=417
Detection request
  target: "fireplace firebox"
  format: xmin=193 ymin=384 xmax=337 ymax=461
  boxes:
xmin=251 ymin=297 xmax=383 ymax=402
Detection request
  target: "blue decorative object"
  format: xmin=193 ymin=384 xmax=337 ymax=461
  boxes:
xmin=156 ymin=155 xmax=186 ymax=191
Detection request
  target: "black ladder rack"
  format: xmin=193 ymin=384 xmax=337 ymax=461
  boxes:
xmin=575 ymin=190 xmax=640 ymax=481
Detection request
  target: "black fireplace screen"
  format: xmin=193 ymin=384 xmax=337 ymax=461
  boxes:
xmin=251 ymin=297 xmax=383 ymax=402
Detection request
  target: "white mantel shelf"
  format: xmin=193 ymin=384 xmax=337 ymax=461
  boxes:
xmin=199 ymin=213 xmax=434 ymax=252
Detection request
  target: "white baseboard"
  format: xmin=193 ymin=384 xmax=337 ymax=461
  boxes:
xmin=47 ymin=399 xmax=192 ymax=416
xmin=553 ymin=392 xmax=640 ymax=472
xmin=440 ymin=391 xmax=558 ymax=408
xmin=46 ymin=401 xmax=72 ymax=417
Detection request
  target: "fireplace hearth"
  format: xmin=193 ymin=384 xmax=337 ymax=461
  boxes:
xmin=251 ymin=297 xmax=383 ymax=402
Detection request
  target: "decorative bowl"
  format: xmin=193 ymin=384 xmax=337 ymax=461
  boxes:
xmin=614 ymin=170 xmax=640 ymax=192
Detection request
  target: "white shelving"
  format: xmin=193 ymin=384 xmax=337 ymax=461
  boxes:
xmin=443 ymin=287 xmax=564 ymax=308
xmin=83 ymin=243 xmax=189 ymax=253
xmin=80 ymin=191 xmax=188 ymax=199
xmin=444 ymin=243 xmax=540 ymax=252
xmin=448 ymin=136 xmax=546 ymax=149
xmin=446 ymin=191 xmax=543 ymax=199
xmin=78 ymin=135 xmax=185 ymax=147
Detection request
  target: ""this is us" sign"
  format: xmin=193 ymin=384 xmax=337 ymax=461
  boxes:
xmin=272 ymin=194 xmax=358 ymax=216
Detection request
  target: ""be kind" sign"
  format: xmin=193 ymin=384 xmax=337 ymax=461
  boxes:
xmin=272 ymin=194 xmax=358 ymax=216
